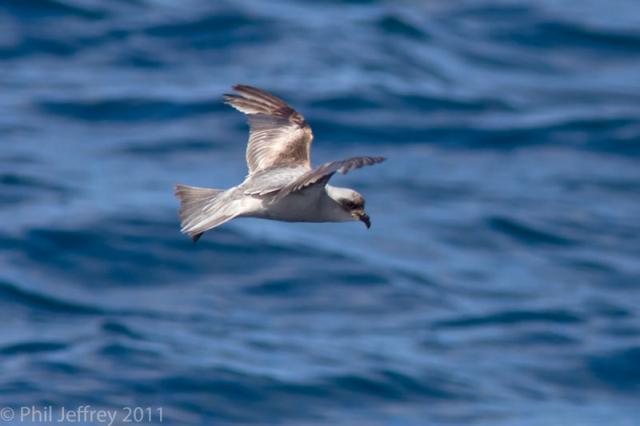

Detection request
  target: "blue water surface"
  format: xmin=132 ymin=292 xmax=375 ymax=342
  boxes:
xmin=1 ymin=0 xmax=640 ymax=425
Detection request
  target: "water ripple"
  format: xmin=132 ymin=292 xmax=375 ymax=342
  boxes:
xmin=1 ymin=0 xmax=639 ymax=424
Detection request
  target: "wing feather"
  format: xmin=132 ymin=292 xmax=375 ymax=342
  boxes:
xmin=241 ymin=165 xmax=308 ymax=196
xmin=224 ymin=85 xmax=313 ymax=174
xmin=273 ymin=156 xmax=386 ymax=201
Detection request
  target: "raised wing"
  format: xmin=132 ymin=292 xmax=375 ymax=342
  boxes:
xmin=224 ymin=85 xmax=313 ymax=174
xmin=273 ymin=156 xmax=386 ymax=201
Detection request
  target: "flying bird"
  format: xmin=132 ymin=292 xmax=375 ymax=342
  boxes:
xmin=175 ymin=85 xmax=386 ymax=242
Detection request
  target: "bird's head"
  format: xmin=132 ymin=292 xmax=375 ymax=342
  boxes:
xmin=327 ymin=187 xmax=371 ymax=228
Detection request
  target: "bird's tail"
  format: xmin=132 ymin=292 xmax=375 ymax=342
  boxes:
xmin=175 ymin=184 xmax=236 ymax=242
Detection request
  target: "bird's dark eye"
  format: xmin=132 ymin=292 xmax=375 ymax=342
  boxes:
xmin=343 ymin=200 xmax=356 ymax=210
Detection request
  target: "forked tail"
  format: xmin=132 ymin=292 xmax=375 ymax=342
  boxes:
xmin=175 ymin=184 xmax=235 ymax=242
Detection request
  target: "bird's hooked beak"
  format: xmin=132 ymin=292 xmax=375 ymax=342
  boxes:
xmin=353 ymin=210 xmax=371 ymax=229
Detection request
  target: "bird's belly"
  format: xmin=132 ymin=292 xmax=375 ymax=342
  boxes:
xmin=260 ymin=192 xmax=327 ymax=222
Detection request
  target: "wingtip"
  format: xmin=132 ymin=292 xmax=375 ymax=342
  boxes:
xmin=174 ymin=183 xmax=184 ymax=198
xmin=222 ymin=93 xmax=236 ymax=104
xmin=234 ymin=83 xmax=267 ymax=89
xmin=231 ymin=84 xmax=257 ymax=93
xmin=223 ymin=84 xmax=250 ymax=101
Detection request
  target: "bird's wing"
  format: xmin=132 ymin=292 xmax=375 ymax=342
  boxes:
xmin=224 ymin=85 xmax=313 ymax=174
xmin=241 ymin=165 xmax=309 ymax=197
xmin=273 ymin=156 xmax=386 ymax=201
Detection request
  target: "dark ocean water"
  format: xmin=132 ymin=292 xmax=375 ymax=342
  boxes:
xmin=1 ymin=0 xmax=640 ymax=425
